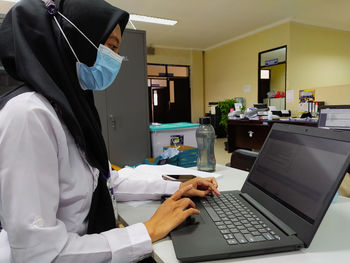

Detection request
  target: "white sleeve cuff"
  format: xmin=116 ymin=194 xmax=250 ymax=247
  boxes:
xmin=165 ymin=181 xmax=181 ymax=195
xmin=127 ymin=223 xmax=153 ymax=262
xmin=102 ymin=223 xmax=152 ymax=263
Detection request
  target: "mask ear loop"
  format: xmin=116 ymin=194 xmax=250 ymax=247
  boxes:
xmin=42 ymin=0 xmax=80 ymax=62
xmin=57 ymin=11 xmax=98 ymax=51
xmin=53 ymin=16 xmax=80 ymax=63
xmin=42 ymin=0 xmax=99 ymax=63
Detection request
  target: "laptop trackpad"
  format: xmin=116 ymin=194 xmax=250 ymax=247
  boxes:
xmin=175 ymin=214 xmax=204 ymax=230
xmin=170 ymin=209 xmax=229 ymax=257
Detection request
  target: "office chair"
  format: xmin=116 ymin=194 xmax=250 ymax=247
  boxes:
xmin=230 ymin=149 xmax=258 ymax=171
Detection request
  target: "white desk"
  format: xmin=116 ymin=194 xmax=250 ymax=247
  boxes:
xmin=117 ymin=164 xmax=350 ymax=263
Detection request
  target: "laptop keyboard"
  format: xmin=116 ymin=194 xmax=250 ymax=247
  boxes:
xmin=200 ymin=193 xmax=281 ymax=246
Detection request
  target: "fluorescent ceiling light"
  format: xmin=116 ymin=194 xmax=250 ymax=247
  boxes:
xmin=130 ymin=14 xmax=177 ymax=26
xmin=3 ymin=0 xmax=20 ymax=2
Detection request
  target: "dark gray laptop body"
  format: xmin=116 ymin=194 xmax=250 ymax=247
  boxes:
xmin=171 ymin=124 xmax=350 ymax=262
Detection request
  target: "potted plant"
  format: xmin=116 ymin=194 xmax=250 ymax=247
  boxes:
xmin=240 ymin=105 xmax=246 ymax=118
xmin=217 ymin=98 xmax=237 ymax=152
xmin=217 ymin=98 xmax=236 ymax=134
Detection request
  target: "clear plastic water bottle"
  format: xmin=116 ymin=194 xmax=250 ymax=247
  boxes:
xmin=196 ymin=117 xmax=216 ymax=172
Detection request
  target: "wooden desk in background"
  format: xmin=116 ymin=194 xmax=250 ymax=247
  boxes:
xmin=227 ymin=119 xmax=318 ymax=152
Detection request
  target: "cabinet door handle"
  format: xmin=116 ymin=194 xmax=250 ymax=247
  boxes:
xmin=109 ymin=114 xmax=116 ymax=130
xmin=248 ymin=131 xmax=254 ymax=138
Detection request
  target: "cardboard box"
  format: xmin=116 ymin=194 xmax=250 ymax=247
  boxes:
xmin=163 ymin=145 xmax=198 ymax=168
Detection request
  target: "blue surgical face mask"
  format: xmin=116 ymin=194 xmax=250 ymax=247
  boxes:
xmin=76 ymin=44 xmax=124 ymax=91
xmin=53 ymin=12 xmax=124 ymax=91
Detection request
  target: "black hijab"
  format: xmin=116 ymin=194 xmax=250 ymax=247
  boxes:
xmin=0 ymin=0 xmax=129 ymax=234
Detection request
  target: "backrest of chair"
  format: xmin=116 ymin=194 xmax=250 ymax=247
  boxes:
xmin=230 ymin=149 xmax=258 ymax=171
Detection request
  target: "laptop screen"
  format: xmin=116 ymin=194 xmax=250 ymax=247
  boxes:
xmin=319 ymin=107 xmax=350 ymax=129
xmin=247 ymin=129 xmax=350 ymax=224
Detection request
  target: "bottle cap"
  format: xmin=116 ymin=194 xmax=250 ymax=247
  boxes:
xmin=199 ymin=117 xmax=211 ymax=124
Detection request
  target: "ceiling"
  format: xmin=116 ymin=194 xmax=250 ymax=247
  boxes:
xmin=1 ymin=0 xmax=350 ymax=50
xmin=108 ymin=0 xmax=350 ymax=50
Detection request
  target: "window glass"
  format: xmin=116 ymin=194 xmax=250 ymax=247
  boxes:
xmin=260 ymin=47 xmax=286 ymax=67
xmin=168 ymin=66 xmax=188 ymax=77
xmin=260 ymin=69 xmax=270 ymax=79
xmin=150 ymin=79 xmax=167 ymax=87
xmin=147 ymin=65 xmax=166 ymax=76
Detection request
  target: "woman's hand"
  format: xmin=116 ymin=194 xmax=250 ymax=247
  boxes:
xmin=144 ymin=184 xmax=200 ymax=242
xmin=180 ymin=177 xmax=220 ymax=197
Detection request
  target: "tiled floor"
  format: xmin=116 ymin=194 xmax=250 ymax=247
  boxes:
xmin=214 ymin=137 xmax=231 ymax=166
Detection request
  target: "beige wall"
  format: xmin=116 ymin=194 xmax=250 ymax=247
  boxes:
xmin=205 ymin=22 xmax=350 ymax=116
xmin=147 ymin=48 xmax=204 ymax=123
xmin=288 ymin=22 xmax=350 ymax=115
xmin=204 ymin=23 xmax=290 ymax=112
xmin=3 ymin=1 xmax=350 ymax=119
xmin=316 ymin=84 xmax=350 ymax=105
xmin=147 ymin=48 xmax=192 ymax=65
xmin=145 ymin=23 xmax=350 ymax=122
xmin=264 ymin=64 xmax=286 ymax=93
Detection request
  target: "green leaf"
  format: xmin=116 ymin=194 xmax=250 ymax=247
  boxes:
xmin=217 ymin=98 xmax=237 ymax=133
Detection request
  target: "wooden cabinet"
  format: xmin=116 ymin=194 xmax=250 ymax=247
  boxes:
xmin=94 ymin=29 xmax=151 ymax=167
xmin=227 ymin=119 xmax=318 ymax=152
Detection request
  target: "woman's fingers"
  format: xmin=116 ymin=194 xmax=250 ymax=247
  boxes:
xmin=184 ymin=207 xmax=200 ymax=217
xmin=208 ymin=177 xmax=218 ymax=188
xmin=188 ymin=188 xmax=208 ymax=197
xmin=145 ymin=177 xmax=220 ymax=242
xmin=179 ymin=177 xmax=220 ymax=197
xmin=177 ymin=200 xmax=200 ymax=221
xmin=145 ymin=184 xmax=206 ymax=243
xmin=195 ymin=180 xmax=221 ymax=196
xmin=171 ymin=184 xmax=193 ymax=201
xmin=177 ymin=197 xmax=196 ymax=209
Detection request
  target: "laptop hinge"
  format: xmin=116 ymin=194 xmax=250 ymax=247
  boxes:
xmin=241 ymin=193 xmax=297 ymax=236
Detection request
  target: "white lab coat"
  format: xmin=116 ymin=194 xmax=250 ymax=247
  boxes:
xmin=0 ymin=92 xmax=180 ymax=263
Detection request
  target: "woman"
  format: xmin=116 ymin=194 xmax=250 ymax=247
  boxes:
xmin=0 ymin=0 xmax=219 ymax=262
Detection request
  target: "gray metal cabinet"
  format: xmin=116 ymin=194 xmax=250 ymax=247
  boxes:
xmin=94 ymin=29 xmax=151 ymax=167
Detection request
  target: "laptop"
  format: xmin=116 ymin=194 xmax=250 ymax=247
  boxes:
xmin=171 ymin=123 xmax=350 ymax=262
xmin=318 ymin=105 xmax=350 ymax=130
